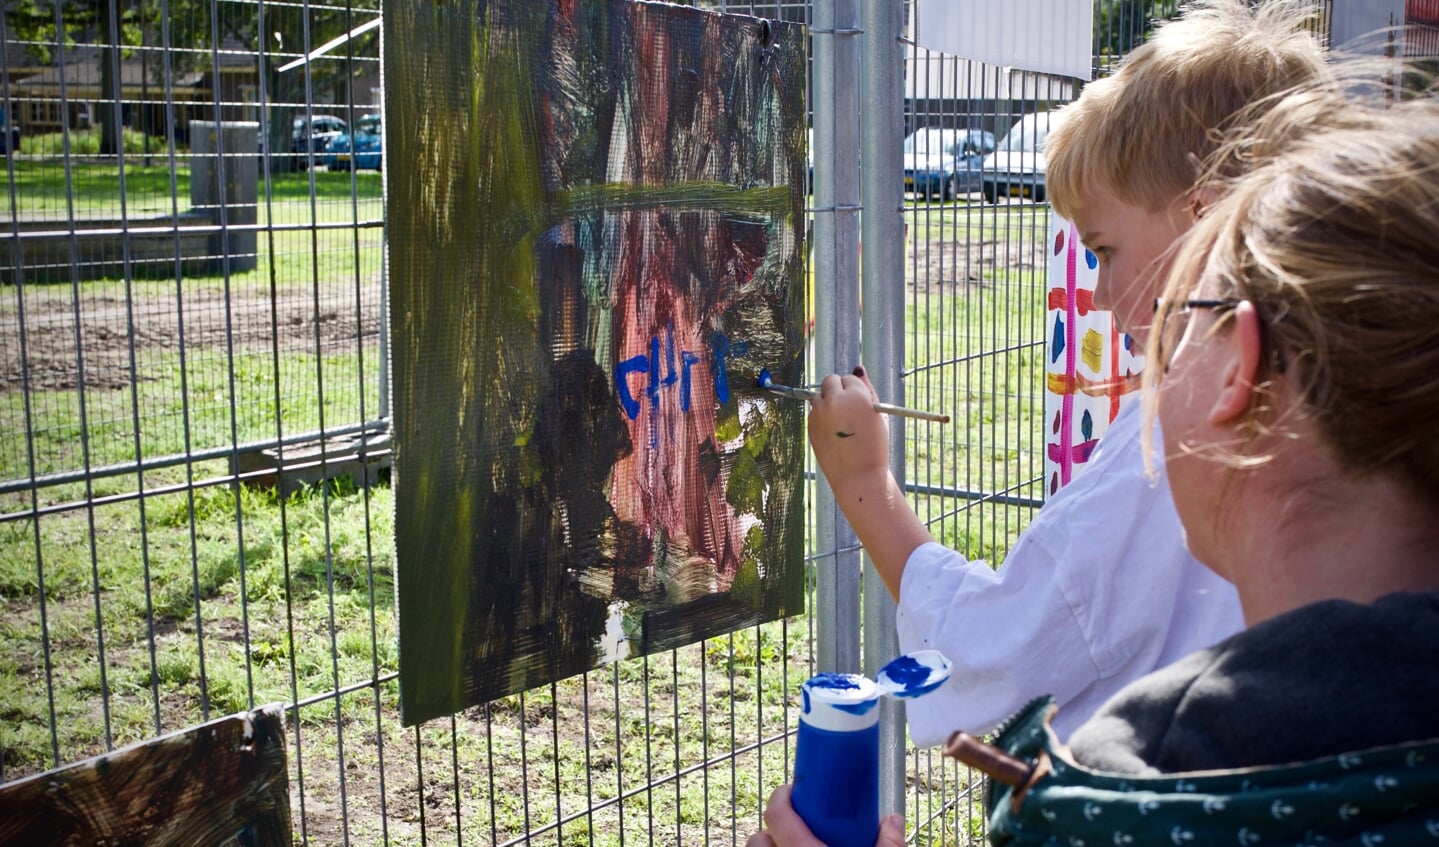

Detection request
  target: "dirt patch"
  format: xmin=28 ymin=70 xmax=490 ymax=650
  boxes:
xmin=0 ymin=281 xmax=382 ymax=392
xmin=908 ymin=236 xmax=1047 ymax=295
xmin=2 ymin=233 xmax=1043 ymax=395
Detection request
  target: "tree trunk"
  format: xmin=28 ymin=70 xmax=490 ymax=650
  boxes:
xmin=266 ymin=66 xmax=296 ymax=174
xmin=98 ymin=3 xmax=122 ymax=156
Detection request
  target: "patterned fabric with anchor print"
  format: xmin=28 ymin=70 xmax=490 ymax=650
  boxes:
xmin=982 ymin=698 xmax=1439 ymax=847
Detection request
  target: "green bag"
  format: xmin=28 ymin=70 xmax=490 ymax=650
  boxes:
xmin=981 ymin=697 xmax=1439 ymax=847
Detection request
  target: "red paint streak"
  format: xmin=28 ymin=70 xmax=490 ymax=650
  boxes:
xmin=600 ymin=8 xmax=760 ymax=585
xmin=607 ymin=211 xmax=749 ymax=583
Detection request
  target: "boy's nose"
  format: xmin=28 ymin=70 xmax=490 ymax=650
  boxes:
xmin=1091 ymin=269 xmax=1114 ymax=311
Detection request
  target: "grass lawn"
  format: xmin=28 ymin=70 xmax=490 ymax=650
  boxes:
xmin=2 ymin=160 xmax=382 ymax=225
xmin=0 ymin=173 xmax=1047 ymax=844
xmin=0 ymin=159 xmax=386 ymax=487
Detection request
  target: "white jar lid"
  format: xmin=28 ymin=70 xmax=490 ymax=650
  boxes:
xmin=800 ymin=673 xmax=882 ymax=732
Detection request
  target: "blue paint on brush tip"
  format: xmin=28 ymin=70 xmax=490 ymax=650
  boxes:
xmin=757 ymin=368 xmax=774 ymax=389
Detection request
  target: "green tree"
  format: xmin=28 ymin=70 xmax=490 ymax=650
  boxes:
xmin=1093 ymin=0 xmax=1182 ymax=73
xmin=258 ymin=4 xmax=379 ymax=173
xmin=4 ymin=0 xmax=377 ymax=163
xmin=6 ymin=0 xmax=141 ymax=153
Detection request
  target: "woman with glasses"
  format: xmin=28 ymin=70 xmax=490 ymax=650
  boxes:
xmin=965 ymin=86 xmax=1439 ymax=844
xmin=752 ymin=84 xmax=1439 ymax=847
xmin=1065 ymin=88 xmax=1439 ymax=775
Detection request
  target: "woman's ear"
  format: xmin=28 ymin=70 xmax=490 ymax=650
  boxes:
xmin=1185 ymin=186 xmax=1221 ymax=222
xmin=1209 ymin=301 xmax=1263 ymax=425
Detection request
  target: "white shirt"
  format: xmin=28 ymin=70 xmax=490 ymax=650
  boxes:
xmin=896 ymin=401 xmax=1244 ymax=747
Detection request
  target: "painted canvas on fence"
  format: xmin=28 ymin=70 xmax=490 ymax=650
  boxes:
xmin=385 ymin=0 xmax=808 ymax=725
xmin=1044 ymin=214 xmax=1144 ymax=494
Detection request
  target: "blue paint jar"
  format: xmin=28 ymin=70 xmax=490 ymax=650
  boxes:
xmin=790 ymin=672 xmax=881 ymax=847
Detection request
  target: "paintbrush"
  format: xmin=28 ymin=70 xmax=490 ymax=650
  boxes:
xmin=756 ymin=369 xmax=951 ymax=424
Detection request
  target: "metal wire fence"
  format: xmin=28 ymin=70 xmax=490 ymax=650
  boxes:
xmin=1 ymin=0 xmax=1200 ymax=843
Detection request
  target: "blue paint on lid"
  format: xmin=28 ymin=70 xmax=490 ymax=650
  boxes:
xmin=875 ymin=650 xmax=952 ymax=699
xmin=757 ymin=368 xmax=774 ymax=389
xmin=802 ymin=673 xmax=874 ymax=716
xmin=833 ymin=697 xmax=880 ymax=716
xmin=879 ymin=656 xmax=929 ymax=689
xmin=807 ymin=672 xmax=862 ymax=691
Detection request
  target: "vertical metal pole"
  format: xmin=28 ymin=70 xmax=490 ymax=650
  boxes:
xmin=860 ymin=0 xmax=907 ymax=821
xmin=811 ymin=0 xmax=863 ymax=675
xmin=378 ymin=19 xmax=390 ymax=425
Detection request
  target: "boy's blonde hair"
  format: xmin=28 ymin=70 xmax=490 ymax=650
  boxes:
xmin=1150 ymin=92 xmax=1439 ymax=502
xmin=1047 ymin=0 xmax=1329 ymax=219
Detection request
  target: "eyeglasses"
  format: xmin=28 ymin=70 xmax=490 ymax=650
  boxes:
xmin=1152 ymin=297 xmax=1241 ymax=315
xmin=1152 ymin=297 xmax=1241 ymax=342
xmin=1151 ymin=297 xmax=1241 ymax=367
xmin=1151 ymin=296 xmax=1287 ymax=373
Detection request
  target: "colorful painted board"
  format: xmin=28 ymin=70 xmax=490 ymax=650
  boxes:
xmin=385 ymin=0 xmax=808 ymax=725
xmin=1043 ymin=214 xmax=1144 ymax=495
xmin=0 ymin=705 xmax=290 ymax=846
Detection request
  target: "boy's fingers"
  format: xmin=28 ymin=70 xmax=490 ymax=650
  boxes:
xmin=745 ymin=832 xmax=777 ymax=847
xmin=840 ymin=368 xmax=874 ymax=402
xmin=846 ymin=365 xmax=880 ymax=402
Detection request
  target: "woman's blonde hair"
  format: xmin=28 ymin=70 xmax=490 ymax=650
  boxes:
xmin=1148 ymin=91 xmax=1439 ymax=503
xmin=1047 ymin=0 xmax=1329 ymax=219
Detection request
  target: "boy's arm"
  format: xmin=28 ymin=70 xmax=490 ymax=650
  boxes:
xmin=807 ymin=369 xmax=936 ymax=600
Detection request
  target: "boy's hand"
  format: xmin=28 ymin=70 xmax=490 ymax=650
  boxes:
xmin=807 ymin=365 xmax=889 ymax=483
xmin=746 ymin=784 xmax=905 ymax=847
xmin=804 ymin=364 xmax=936 ymax=602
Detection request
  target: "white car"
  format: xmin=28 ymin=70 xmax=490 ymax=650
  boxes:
xmin=981 ymin=110 xmax=1064 ymax=204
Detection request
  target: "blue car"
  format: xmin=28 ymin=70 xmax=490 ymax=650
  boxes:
xmin=324 ymin=114 xmax=382 ymax=171
xmin=903 ymin=128 xmax=995 ymax=202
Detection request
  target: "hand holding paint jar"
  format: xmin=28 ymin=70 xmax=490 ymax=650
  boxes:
xmin=790 ymin=650 xmax=951 ymax=847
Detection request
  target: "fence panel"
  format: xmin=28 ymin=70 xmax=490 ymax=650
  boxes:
xmin=0 ymin=0 xmax=1188 ymax=843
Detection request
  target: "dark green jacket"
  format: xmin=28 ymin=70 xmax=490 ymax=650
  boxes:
xmin=987 ymin=697 xmax=1439 ymax=846
xmin=985 ymin=594 xmax=1439 ymax=846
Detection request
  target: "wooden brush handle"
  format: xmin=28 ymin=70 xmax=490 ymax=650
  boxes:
xmin=942 ymin=731 xmax=1036 ymax=787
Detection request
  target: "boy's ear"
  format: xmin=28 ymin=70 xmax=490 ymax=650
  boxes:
xmin=1209 ymin=301 xmax=1264 ymax=425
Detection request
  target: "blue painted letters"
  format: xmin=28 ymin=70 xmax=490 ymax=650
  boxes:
xmin=613 ymin=327 xmax=746 ymax=421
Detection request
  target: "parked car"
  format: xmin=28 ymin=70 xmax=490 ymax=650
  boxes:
xmin=0 ymin=104 xmax=18 ymax=155
xmin=981 ymin=111 xmax=1063 ymax=203
xmin=324 ymin=114 xmax=382 ymax=171
xmin=903 ymin=127 xmax=995 ymax=202
xmin=291 ymin=115 xmax=348 ymax=166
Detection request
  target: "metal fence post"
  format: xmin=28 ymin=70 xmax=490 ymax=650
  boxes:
xmin=811 ymin=0 xmax=863 ymax=675
xmin=860 ymin=0 xmax=907 ymax=820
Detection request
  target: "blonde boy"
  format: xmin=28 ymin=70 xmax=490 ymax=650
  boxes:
xmin=805 ymin=0 xmax=1331 ymax=748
